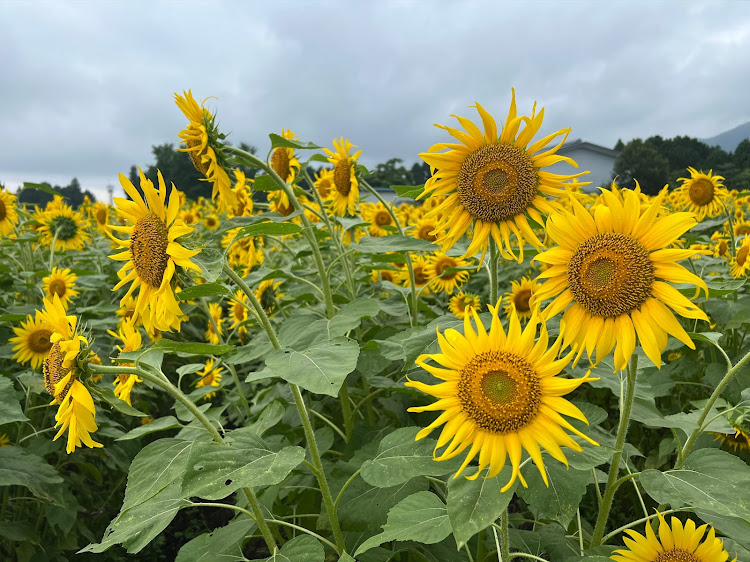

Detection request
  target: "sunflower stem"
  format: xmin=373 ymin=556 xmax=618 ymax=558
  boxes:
xmin=361 ymin=178 xmax=420 ymax=327
xmin=476 ymin=528 xmax=487 ymax=562
xmin=500 ymin=509 xmax=510 ymax=561
xmin=676 ymin=344 xmax=750 ymax=468
xmin=590 ymin=354 xmax=638 ymax=546
xmin=489 ymin=238 xmax=499 ymax=305
xmin=339 ymin=381 xmax=354 ymax=442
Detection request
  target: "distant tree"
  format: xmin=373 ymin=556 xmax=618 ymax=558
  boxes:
xmin=409 ymin=161 xmax=432 ymax=185
xmin=366 ymin=158 xmax=412 ymax=189
xmin=17 ymin=177 xmax=94 ymax=208
xmin=614 ymin=139 xmax=625 ymax=151
xmin=612 ymin=139 xmax=670 ymax=194
xmin=733 ymin=139 xmax=750 ymax=170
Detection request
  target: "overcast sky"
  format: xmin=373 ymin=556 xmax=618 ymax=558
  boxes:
xmin=2 ymin=1 xmax=749 ymax=201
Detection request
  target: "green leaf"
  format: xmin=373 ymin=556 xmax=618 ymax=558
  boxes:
xmin=152 ymin=340 xmax=234 ymax=356
xmin=280 ymin=299 xmax=381 ymax=350
xmin=269 ymin=133 xmax=321 ymax=150
xmin=182 ymin=429 xmax=305 ymax=500
xmin=337 ymin=554 xmax=356 ymax=562
xmin=0 ymin=520 xmax=39 ymax=543
xmin=447 ymin=466 xmax=516 ymax=548
xmin=247 ymin=401 xmax=285 ymax=437
xmin=360 ymin=427 xmax=463 ymax=487
xmin=116 ymin=348 xmax=164 ymax=372
xmin=0 ymin=446 xmax=62 ymax=501
xmin=517 ymin=461 xmax=590 ymax=528
xmin=230 ymin=221 xmax=302 ymax=239
xmin=90 ymin=385 xmax=148 ymax=418
xmin=687 ymin=332 xmax=724 ymax=347
xmin=176 ymin=283 xmax=234 ymax=301
xmin=175 ymin=518 xmax=256 ymax=562
xmin=0 ymin=377 xmax=28 ymax=425
xmin=194 ymin=248 xmax=224 ymax=282
xmin=390 ymin=184 xmax=425 ymax=199
xmin=265 ymin=337 xmax=360 ymax=397
xmin=307 ymin=153 xmax=330 ymax=164
xmin=253 ymin=535 xmax=324 ymax=562
xmin=354 ymin=491 xmax=452 ymax=556
xmin=117 ymin=416 xmax=183 ymax=441
xmin=352 ymin=234 xmax=437 ymax=254
xmin=0 ymin=313 xmax=27 ymax=322
xmin=21 ymin=182 xmax=60 ymax=197
xmin=678 ymin=279 xmax=745 ymax=298
xmin=639 ymin=448 xmax=750 ymax=520
xmin=252 ymin=175 xmax=280 ymax=192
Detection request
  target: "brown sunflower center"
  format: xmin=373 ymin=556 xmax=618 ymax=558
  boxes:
xmin=130 ymin=213 xmax=169 ymax=288
xmin=29 ymin=329 xmax=53 ymax=354
xmin=374 ymin=210 xmax=392 ymax=227
xmin=333 ymin=158 xmax=352 ymax=197
xmin=513 ymin=288 xmax=532 ymax=313
xmin=457 ymin=143 xmax=539 ymax=223
xmin=49 ymin=215 xmax=78 ymax=241
xmin=736 ymin=224 xmax=750 ymax=236
xmin=185 ymin=139 xmax=209 ymax=175
xmin=380 ymin=271 xmax=394 ymax=283
xmin=95 ymin=206 xmax=107 ymax=225
xmin=43 ymin=342 xmax=74 ymax=403
xmin=0 ymin=198 xmax=6 ymax=221
xmin=654 ymin=549 xmax=701 ymax=562
xmin=568 ymin=233 xmax=653 ymax=318
xmin=184 ymin=211 xmax=195 ymax=224
xmin=717 ymin=239 xmax=728 ymax=257
xmin=458 ymin=351 xmax=541 ymax=433
xmin=233 ymin=302 xmax=245 ymax=321
xmin=688 ymin=178 xmax=715 ymax=206
xmin=260 ymin=287 xmax=277 ymax=311
xmin=738 ymin=245 xmax=749 ymax=267
xmin=317 ymin=178 xmax=331 ymax=198
xmin=205 ymin=217 xmax=217 ymax=228
xmin=48 ymin=279 xmax=67 ymax=297
xmin=413 ymin=265 xmax=429 ymax=286
xmin=271 ymin=148 xmax=291 ymax=181
xmin=435 ymin=256 xmax=458 ymax=279
xmin=418 ymin=223 xmax=438 ymax=242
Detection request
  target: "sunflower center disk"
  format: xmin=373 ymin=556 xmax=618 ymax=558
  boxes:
xmin=688 ymin=178 xmax=715 ymax=206
xmin=334 ymin=159 xmax=352 ymax=197
xmin=458 ymin=143 xmax=539 ymax=222
xmin=737 ymin=245 xmax=749 ymax=267
xmin=568 ymin=233 xmax=654 ymax=318
xmin=418 ymin=224 xmax=437 ymax=241
xmin=654 ymin=549 xmax=701 ymax=562
xmin=185 ymin=138 xmax=209 ymax=175
xmin=0 ymin=198 xmax=6 ymax=221
xmin=271 ymin=148 xmax=291 ymax=180
xmin=458 ymin=351 xmax=541 ymax=433
xmin=233 ymin=303 xmax=245 ymax=320
xmin=30 ymin=329 xmax=53 ymax=354
xmin=43 ymin=342 xmax=74 ymax=403
xmin=50 ymin=216 xmax=78 ymax=241
xmin=317 ymin=179 xmax=331 ymax=198
xmin=435 ymin=257 xmax=457 ymax=279
xmin=130 ymin=213 xmax=170 ymax=288
xmin=260 ymin=288 xmax=276 ymax=310
xmin=49 ymin=280 xmax=67 ymax=297
xmin=374 ymin=211 xmax=392 ymax=227
xmin=96 ymin=207 xmax=107 ymax=225
xmin=413 ymin=265 xmax=429 ymax=286
xmin=514 ymin=289 xmax=532 ymax=313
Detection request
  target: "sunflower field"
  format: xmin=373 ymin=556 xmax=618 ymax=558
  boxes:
xmin=2 ymin=90 xmax=750 ymax=562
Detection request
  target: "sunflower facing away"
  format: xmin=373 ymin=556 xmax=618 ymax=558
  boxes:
xmin=255 ymin=279 xmax=284 ymax=316
xmin=324 ymin=138 xmax=362 ymax=216
xmin=107 ymin=320 xmax=143 ymax=406
xmin=612 ymin=514 xmax=734 ymax=562
xmin=711 ymin=423 xmax=750 ymax=453
xmin=504 ymin=276 xmax=541 ymax=321
xmin=196 ymin=358 xmax=223 ymax=400
xmin=10 ymin=311 xmax=53 ymax=370
xmin=533 ymin=187 xmax=708 ymax=371
xmin=109 ymin=169 xmax=201 ymax=334
xmin=43 ymin=267 xmax=79 ymax=310
xmin=37 ymin=197 xmax=91 ymax=252
xmin=675 ymin=167 xmax=728 ymax=221
xmin=407 ymin=305 xmax=597 ymax=491
xmin=418 ymin=90 xmax=588 ymax=262
xmin=448 ymin=292 xmax=481 ymax=319
xmin=39 ymin=295 xmax=101 ymax=453
xmin=0 ymin=184 xmax=19 ymax=236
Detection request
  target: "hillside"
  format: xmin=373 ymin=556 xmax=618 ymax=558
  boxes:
xmin=701 ymin=120 xmax=750 ymax=152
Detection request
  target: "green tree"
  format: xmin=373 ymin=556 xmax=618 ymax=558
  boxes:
xmin=612 ymin=139 xmax=670 ymax=194
xmin=366 ymin=158 xmax=412 ymax=189
xmin=17 ymin=177 xmax=95 ymax=208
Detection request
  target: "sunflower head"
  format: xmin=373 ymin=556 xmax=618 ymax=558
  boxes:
xmin=362 ymin=202 xmax=395 ymax=237
xmin=43 ymin=267 xmax=79 ymax=310
xmin=256 ymin=280 xmax=284 ymax=316
xmin=0 ymin=186 xmax=20 ymax=236
xmin=448 ymin=292 xmax=481 ymax=319
xmin=676 ymin=167 xmax=728 ymax=221
xmin=314 ymin=168 xmax=335 ymax=201
xmin=426 ymin=253 xmax=470 ymax=295
xmin=196 ymin=358 xmax=223 ymax=400
xmin=38 ymin=199 xmax=91 ymax=251
xmin=271 ymin=128 xmax=301 ymax=183
xmin=323 ymin=138 xmax=362 ymax=216
xmin=10 ymin=311 xmax=53 ymax=370
xmin=730 ymin=241 xmax=750 ymax=278
xmin=503 ymin=277 xmax=541 ymax=321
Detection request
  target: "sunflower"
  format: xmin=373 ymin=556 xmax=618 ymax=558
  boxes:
xmin=205 ymin=303 xmax=224 ymax=344
xmin=43 ymin=267 xmax=79 ymax=309
xmin=230 ymin=290 xmax=249 ymax=342
xmin=115 ymin=294 xmax=138 ymax=323
xmin=40 ymin=295 xmax=101 ymax=453
xmin=362 ymin=202 xmax=395 ymax=237
xmin=418 ymin=91 xmax=587 ymax=262
xmin=271 ymin=128 xmax=301 ymax=183
xmin=0 ymin=434 xmax=10 ymax=447
xmin=181 ymin=206 xmax=200 ymax=226
xmin=371 ymin=268 xmax=401 ymax=285
xmin=675 ymin=167 xmax=728 ymax=221
xmin=730 ymin=240 xmax=750 ymax=278
xmin=407 ymin=306 xmax=597 ymax=491
xmin=196 ymin=358 xmax=223 ymax=400
xmin=324 ymin=138 xmax=362 ymax=216
xmin=314 ymin=168 xmax=335 ymax=201
xmin=107 ymin=320 xmax=143 ymax=406
xmin=412 ymin=216 xmax=441 ymax=243
xmin=109 ymin=169 xmax=201 ymax=334
xmin=37 ymin=198 xmax=90 ymax=251
xmin=711 ymin=424 xmax=750 ymax=453
xmin=223 ymin=228 xmax=265 ymax=276
xmin=533 ymin=187 xmax=709 ymax=371
xmin=91 ymin=202 xmax=110 ymax=233
xmin=10 ymin=311 xmax=53 ymax=369
xmin=711 ymin=232 xmax=730 ymax=259
xmin=203 ymin=214 xmax=220 ymax=230
xmin=426 ymin=253 xmax=470 ymax=294
xmin=504 ymin=277 xmax=541 ymax=321
xmin=255 ymin=280 xmax=284 ymax=316
xmin=231 ymin=169 xmax=254 ymax=217
xmin=612 ymin=513 xmax=734 ymax=562
xmin=448 ymin=292 xmax=481 ymax=319
xmin=404 ymin=255 xmax=435 ymax=294
xmin=0 ymin=185 xmax=20 ymax=236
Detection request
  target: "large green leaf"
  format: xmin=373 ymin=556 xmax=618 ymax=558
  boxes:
xmin=265 ymin=337 xmax=360 ymax=397
xmin=152 ymin=340 xmax=234 ymax=356
xmin=354 ymin=491 xmax=452 ymax=556
xmin=390 ymin=184 xmax=425 ymax=199
xmin=640 ymin=448 xmax=750 ymax=520
xmin=279 ymin=299 xmax=380 ymax=350
xmin=269 ymin=133 xmax=321 ymax=150
xmin=360 ymin=427 xmax=463 ymax=487
xmin=0 ymin=446 xmax=62 ymax=501
xmin=352 ymin=235 xmax=437 ymax=254
xmin=193 ymin=248 xmax=224 ymax=282
xmin=0 ymin=377 xmax=28 ymax=425
xmin=176 ymin=283 xmax=234 ymax=301
xmin=517 ymin=461 xmax=590 ymax=528
xmin=175 ymin=518 xmax=255 ymax=562
xmin=252 ymin=535 xmax=324 ymax=562
xmin=447 ymin=466 xmax=516 ymax=548
xmin=182 ymin=429 xmax=305 ymax=500
xmin=116 ymin=416 xmax=184 ymax=441
xmin=229 ymin=221 xmax=302 ymax=238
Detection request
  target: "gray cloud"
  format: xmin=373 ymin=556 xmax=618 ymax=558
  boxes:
xmin=2 ymin=0 xmax=749 ymax=200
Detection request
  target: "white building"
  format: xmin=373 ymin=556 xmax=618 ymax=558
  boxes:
xmin=545 ymin=139 xmax=620 ymax=192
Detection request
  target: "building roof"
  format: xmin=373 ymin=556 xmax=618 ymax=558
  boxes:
xmin=556 ymin=139 xmax=620 ymax=158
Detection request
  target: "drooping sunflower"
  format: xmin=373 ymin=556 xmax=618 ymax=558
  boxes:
xmin=256 ymin=280 xmax=284 ymax=316
xmin=231 ymin=169 xmax=254 ymax=217
xmin=418 ymin=91 xmax=587 ymax=261
xmin=730 ymin=240 xmax=750 ymax=278
xmin=270 ymin=128 xmax=301 ymax=183
xmin=533 ymin=187 xmax=709 ymax=371
xmin=107 ymin=320 xmax=143 ymax=406
xmin=314 ymin=168 xmax=335 ymax=201
xmin=40 ymin=295 xmax=101 ymax=453
xmin=109 ymin=169 xmax=201 ymax=334
xmin=675 ymin=167 xmax=728 ymax=221
xmin=448 ymin=292 xmax=481 ymax=319
xmin=504 ymin=277 xmax=541 ymax=321
xmin=712 ymin=424 xmax=750 ymax=453
xmin=407 ymin=306 xmax=597 ymax=491
xmin=43 ymin=267 xmax=79 ymax=310
xmin=10 ymin=311 xmax=53 ymax=369
xmin=205 ymin=303 xmax=224 ymax=344
xmin=196 ymin=358 xmax=223 ymax=400
xmin=426 ymin=253 xmax=471 ymax=295
xmin=0 ymin=184 xmax=20 ymax=236
xmin=612 ymin=513 xmax=734 ymax=562
xmin=37 ymin=197 xmax=91 ymax=251
xmin=323 ymin=138 xmax=362 ymax=216
xmin=362 ymin=202 xmax=395 ymax=237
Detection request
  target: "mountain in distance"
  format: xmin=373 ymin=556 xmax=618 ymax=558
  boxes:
xmin=701 ymin=120 xmax=750 ymax=152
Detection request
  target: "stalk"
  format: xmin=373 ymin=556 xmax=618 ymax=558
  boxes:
xmin=489 ymin=238 xmax=499 ymax=305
